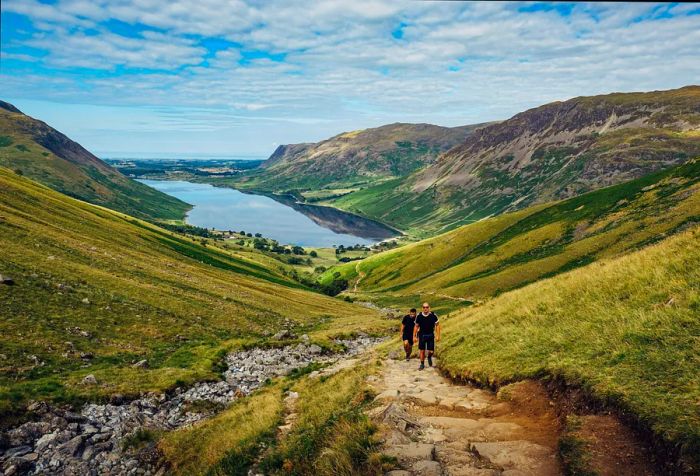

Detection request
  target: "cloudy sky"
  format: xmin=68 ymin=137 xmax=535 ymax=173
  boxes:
xmin=1 ymin=1 xmax=699 ymax=157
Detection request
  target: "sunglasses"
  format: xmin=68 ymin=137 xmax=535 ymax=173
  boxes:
xmin=422 ymin=306 xmax=429 ymax=309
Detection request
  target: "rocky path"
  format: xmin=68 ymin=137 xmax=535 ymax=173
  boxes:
xmin=369 ymin=358 xmax=562 ymax=476
xmin=0 ymin=337 xmax=381 ymax=476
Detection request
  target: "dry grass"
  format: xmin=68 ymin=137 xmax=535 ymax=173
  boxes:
xmin=159 ymin=385 xmax=284 ymax=475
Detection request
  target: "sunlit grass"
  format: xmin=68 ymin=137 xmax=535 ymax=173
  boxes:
xmin=438 ymin=227 xmax=700 ymax=468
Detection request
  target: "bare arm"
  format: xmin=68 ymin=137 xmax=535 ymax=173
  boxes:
xmin=400 ymin=323 xmax=405 ymax=337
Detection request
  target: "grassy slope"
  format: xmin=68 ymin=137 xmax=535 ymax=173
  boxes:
xmin=0 ymin=102 xmax=189 ymax=221
xmin=329 ymin=87 xmax=700 ymax=236
xmin=322 ymin=159 xmax=700 ymax=312
xmin=0 ymin=168 xmax=389 ymax=414
xmin=160 ymin=359 xmax=387 ymax=476
xmin=438 ymin=226 xmax=700 ymax=469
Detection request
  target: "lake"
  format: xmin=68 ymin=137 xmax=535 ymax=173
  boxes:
xmin=140 ymin=180 xmax=398 ymax=247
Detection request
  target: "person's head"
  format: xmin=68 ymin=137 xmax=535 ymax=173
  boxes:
xmin=422 ymin=302 xmax=430 ymax=313
xmin=409 ymin=308 xmax=417 ymax=317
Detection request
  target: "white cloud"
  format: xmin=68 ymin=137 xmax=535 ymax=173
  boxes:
xmin=2 ymin=1 xmax=699 ymax=154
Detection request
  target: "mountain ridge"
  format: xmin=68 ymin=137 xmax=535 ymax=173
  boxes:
xmin=226 ymin=121 xmax=492 ymax=193
xmin=330 ymin=86 xmax=700 ymax=235
xmin=0 ymin=101 xmax=189 ymax=221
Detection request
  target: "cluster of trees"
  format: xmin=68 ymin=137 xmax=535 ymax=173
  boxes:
xmin=372 ymin=240 xmax=399 ymax=251
xmin=334 ymin=244 xmax=370 ymax=255
xmin=160 ymin=222 xmax=218 ymax=239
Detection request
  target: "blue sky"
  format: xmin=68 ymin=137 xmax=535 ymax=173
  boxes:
xmin=1 ymin=1 xmax=699 ymax=157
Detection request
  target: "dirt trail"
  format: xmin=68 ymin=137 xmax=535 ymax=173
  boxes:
xmin=368 ymin=358 xmax=562 ymax=476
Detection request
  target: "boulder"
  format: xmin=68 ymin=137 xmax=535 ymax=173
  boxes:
xmin=307 ymin=344 xmax=322 ymax=355
xmin=82 ymin=374 xmax=98 ymax=385
xmin=412 ymin=460 xmax=441 ymax=476
xmin=0 ymin=274 xmax=15 ymax=285
xmin=132 ymin=359 xmax=149 ymax=369
xmin=273 ymin=329 xmax=294 ymax=340
xmin=35 ymin=432 xmax=58 ymax=452
xmin=58 ymin=435 xmax=84 ymax=457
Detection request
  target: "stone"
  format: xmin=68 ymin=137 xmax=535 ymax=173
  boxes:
xmin=4 ymin=445 xmax=32 ymax=458
xmin=308 ymin=344 xmax=322 ymax=354
xmin=384 ymin=443 xmax=435 ymax=462
xmin=58 ymin=435 xmax=84 ymax=457
xmin=412 ymin=460 xmax=441 ymax=475
xmin=273 ymin=329 xmax=293 ymax=340
xmin=471 ymin=440 xmax=556 ymax=474
xmin=386 ymin=471 xmax=411 ymax=476
xmin=374 ymin=389 xmax=399 ymax=402
xmin=0 ymin=274 xmax=15 ymax=285
xmin=82 ymin=374 xmax=98 ymax=385
xmin=132 ymin=359 xmax=149 ymax=369
xmin=35 ymin=432 xmax=58 ymax=452
xmin=64 ymin=411 xmax=86 ymax=423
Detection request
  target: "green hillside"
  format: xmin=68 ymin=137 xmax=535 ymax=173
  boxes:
xmin=322 ymin=158 xmax=700 ymax=311
xmin=0 ymin=168 xmax=387 ymax=415
xmin=203 ymin=122 xmax=487 ymax=201
xmin=328 ymin=86 xmax=700 ymax=236
xmin=0 ymin=101 xmax=189 ymax=221
xmin=438 ymin=226 xmax=700 ymax=470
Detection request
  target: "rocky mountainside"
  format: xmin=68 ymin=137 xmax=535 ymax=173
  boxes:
xmin=331 ymin=86 xmax=700 ymax=235
xmin=231 ymin=122 xmax=490 ymax=192
xmin=0 ymin=101 xmax=188 ymax=221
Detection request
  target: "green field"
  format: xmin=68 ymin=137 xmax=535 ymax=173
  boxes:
xmin=0 ymin=168 xmax=390 ymax=416
xmin=322 ymin=159 xmax=700 ymax=312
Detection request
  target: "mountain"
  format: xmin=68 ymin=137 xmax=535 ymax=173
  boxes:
xmin=225 ymin=122 xmax=490 ymax=194
xmin=322 ymin=158 xmax=700 ymax=312
xmin=0 ymin=167 xmax=386 ymax=415
xmin=330 ymin=86 xmax=700 ymax=235
xmin=0 ymin=101 xmax=189 ymax=221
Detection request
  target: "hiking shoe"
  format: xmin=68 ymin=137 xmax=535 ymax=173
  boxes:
xmin=405 ymin=357 xmax=410 ymax=362
xmin=418 ymin=363 xmax=425 ymax=370
xmin=428 ymin=355 xmax=433 ymax=367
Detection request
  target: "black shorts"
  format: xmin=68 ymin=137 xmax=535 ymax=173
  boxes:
xmin=402 ymin=334 xmax=414 ymax=344
xmin=418 ymin=335 xmax=435 ymax=351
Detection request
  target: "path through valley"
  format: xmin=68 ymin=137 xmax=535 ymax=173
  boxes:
xmin=369 ymin=358 xmax=562 ymax=476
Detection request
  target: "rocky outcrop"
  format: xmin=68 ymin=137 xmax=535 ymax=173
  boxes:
xmin=0 ymin=337 xmax=381 ymax=476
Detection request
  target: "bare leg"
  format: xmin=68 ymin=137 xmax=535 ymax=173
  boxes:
xmin=403 ymin=340 xmax=412 ymax=359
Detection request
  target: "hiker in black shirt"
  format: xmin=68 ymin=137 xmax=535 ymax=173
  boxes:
xmin=413 ymin=302 xmax=440 ymax=370
xmin=400 ymin=308 xmax=417 ymax=361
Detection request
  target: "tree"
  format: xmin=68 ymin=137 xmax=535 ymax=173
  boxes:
xmin=255 ymin=233 xmax=262 ymax=238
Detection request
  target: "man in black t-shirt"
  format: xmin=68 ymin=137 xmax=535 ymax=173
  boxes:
xmin=413 ymin=302 xmax=440 ymax=370
xmin=400 ymin=308 xmax=417 ymax=361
